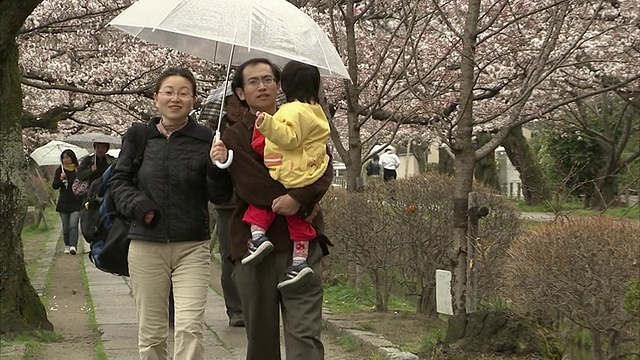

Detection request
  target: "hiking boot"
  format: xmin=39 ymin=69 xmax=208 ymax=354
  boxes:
xmin=228 ymin=313 xmax=245 ymax=327
xmin=277 ymin=262 xmax=314 ymax=294
xmin=64 ymin=246 xmax=70 ymax=254
xmin=69 ymin=246 xmax=77 ymax=255
xmin=241 ymin=235 xmax=274 ymax=265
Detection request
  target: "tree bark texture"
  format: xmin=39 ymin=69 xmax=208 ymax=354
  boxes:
xmin=474 ymin=133 xmax=501 ymax=192
xmin=501 ymin=126 xmax=550 ymax=206
xmin=450 ymin=0 xmax=481 ymax=316
xmin=1 ymin=3 xmax=53 ymax=333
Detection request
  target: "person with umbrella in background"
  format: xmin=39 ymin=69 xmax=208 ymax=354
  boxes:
xmin=200 ymin=85 xmax=247 ymax=327
xmin=52 ymin=149 xmax=84 ymax=255
xmin=210 ymin=58 xmax=332 ymax=360
xmin=77 ymin=142 xmax=115 ymax=186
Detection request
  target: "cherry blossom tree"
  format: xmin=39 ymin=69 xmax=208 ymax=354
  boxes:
xmin=0 ymin=0 xmax=53 ymax=334
xmin=3 ymin=0 xmax=225 ymax=332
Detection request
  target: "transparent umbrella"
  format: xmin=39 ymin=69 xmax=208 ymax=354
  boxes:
xmin=63 ymin=133 xmax=121 ymax=150
xmin=29 ymin=140 xmax=90 ymax=167
xmin=109 ymin=0 xmax=350 ymax=167
xmin=108 ymin=0 xmax=350 ymax=79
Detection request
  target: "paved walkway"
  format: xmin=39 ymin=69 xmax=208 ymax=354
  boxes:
xmin=18 ymin=218 xmax=423 ymax=360
xmin=84 ymin=239 xmax=250 ymax=360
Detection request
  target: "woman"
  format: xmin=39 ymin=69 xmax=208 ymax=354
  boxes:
xmin=52 ymin=149 xmax=84 ymax=255
xmin=109 ymin=67 xmax=232 ymax=360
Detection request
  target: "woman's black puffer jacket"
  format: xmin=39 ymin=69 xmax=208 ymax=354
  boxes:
xmin=109 ymin=118 xmax=232 ymax=243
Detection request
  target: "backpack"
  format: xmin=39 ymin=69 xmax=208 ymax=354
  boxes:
xmin=80 ymin=123 xmax=147 ymax=276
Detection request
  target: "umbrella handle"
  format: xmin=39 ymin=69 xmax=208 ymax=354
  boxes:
xmin=213 ymin=130 xmax=233 ymax=169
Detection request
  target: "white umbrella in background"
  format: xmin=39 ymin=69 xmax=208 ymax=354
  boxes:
xmin=63 ymin=133 xmax=121 ymax=150
xmin=107 ymin=149 xmax=121 ymax=158
xmin=368 ymin=144 xmax=395 ymax=156
xmin=29 ymin=140 xmax=90 ymax=166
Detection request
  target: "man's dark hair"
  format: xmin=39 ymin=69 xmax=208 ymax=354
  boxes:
xmin=154 ymin=67 xmax=197 ymax=96
xmin=93 ymin=142 xmax=111 ymax=150
xmin=281 ymin=61 xmax=320 ymax=104
xmin=231 ymin=58 xmax=281 ymax=107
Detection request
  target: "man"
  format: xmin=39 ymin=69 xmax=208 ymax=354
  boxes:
xmin=201 ymin=88 xmax=247 ymax=327
xmin=379 ymin=147 xmax=400 ymax=181
xmin=209 ymin=58 xmax=332 ymax=360
xmin=77 ymin=142 xmax=115 ymax=185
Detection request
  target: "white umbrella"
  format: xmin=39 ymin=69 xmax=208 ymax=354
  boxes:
xmin=109 ymin=0 xmax=350 ymax=168
xmin=108 ymin=0 xmax=350 ymax=80
xmin=64 ymin=133 xmax=121 ymax=149
xmin=107 ymin=149 xmax=121 ymax=158
xmin=29 ymin=140 xmax=90 ymax=167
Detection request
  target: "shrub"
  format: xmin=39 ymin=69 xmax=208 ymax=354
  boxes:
xmin=502 ymin=216 xmax=640 ymax=360
xmin=322 ymin=174 xmax=522 ymax=314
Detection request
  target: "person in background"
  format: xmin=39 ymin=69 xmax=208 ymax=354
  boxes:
xmin=379 ymin=147 xmax=400 ymax=181
xmin=77 ymin=142 xmax=115 ymax=186
xmin=365 ymin=153 xmax=382 ymax=184
xmin=202 ymin=88 xmax=247 ymax=327
xmin=109 ymin=67 xmax=232 ymax=360
xmin=52 ymin=149 xmax=84 ymax=255
xmin=209 ymin=58 xmax=332 ymax=360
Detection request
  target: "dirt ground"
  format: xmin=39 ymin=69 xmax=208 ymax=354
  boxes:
xmin=39 ymin=242 xmax=100 ymax=359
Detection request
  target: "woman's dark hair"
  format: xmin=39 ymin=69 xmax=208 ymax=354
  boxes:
xmin=154 ymin=67 xmax=197 ymax=96
xmin=231 ymin=58 xmax=281 ymax=107
xmin=60 ymin=149 xmax=79 ymax=166
xmin=281 ymin=61 xmax=320 ymax=104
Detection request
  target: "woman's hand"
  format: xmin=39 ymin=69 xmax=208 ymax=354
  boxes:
xmin=144 ymin=211 xmax=155 ymax=225
xmin=60 ymin=172 xmax=67 ymax=180
xmin=209 ymin=140 xmax=228 ymax=164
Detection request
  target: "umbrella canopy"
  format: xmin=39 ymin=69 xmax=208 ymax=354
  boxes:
xmin=64 ymin=133 xmax=121 ymax=149
xmin=107 ymin=149 xmax=121 ymax=158
xmin=29 ymin=140 xmax=90 ymax=166
xmin=108 ymin=0 xmax=350 ymax=80
xmin=198 ymin=84 xmax=287 ymax=126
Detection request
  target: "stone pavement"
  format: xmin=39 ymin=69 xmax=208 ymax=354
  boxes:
xmin=82 ymin=238 xmax=418 ymax=360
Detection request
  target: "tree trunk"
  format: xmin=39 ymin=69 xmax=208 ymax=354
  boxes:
xmin=474 ymin=133 xmax=501 ymax=191
xmin=0 ymin=39 xmax=53 ymax=334
xmin=449 ymin=0 xmax=480 ymax=316
xmin=591 ymin=329 xmax=604 ymax=360
xmin=501 ymin=126 xmax=549 ymax=205
xmin=419 ymin=286 xmax=437 ymax=315
xmin=438 ymin=147 xmax=454 ymax=174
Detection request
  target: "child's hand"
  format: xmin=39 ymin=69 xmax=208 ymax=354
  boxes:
xmin=255 ymin=111 xmax=265 ymax=126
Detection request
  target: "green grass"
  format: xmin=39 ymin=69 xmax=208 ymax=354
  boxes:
xmin=336 ymin=335 xmax=360 ymax=352
xmin=21 ymin=207 xmax=57 ymax=280
xmin=419 ymin=328 xmax=446 ymax=353
xmin=512 ymin=199 xmax=639 ymax=220
xmin=323 ymin=280 xmax=415 ymax=314
xmin=0 ymin=330 xmax=64 ymax=360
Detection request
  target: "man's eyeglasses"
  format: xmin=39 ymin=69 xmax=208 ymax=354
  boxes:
xmin=244 ymin=76 xmax=276 ymax=88
xmin=158 ymin=90 xmax=193 ymax=100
